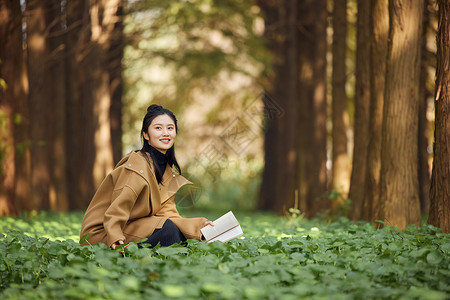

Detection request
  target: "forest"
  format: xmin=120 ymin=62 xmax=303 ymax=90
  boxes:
xmin=0 ymin=0 xmax=449 ymax=299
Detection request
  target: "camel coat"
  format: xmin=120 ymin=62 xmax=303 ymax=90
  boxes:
xmin=79 ymin=151 xmax=207 ymax=247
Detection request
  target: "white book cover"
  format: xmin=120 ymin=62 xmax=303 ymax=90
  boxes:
xmin=200 ymin=211 xmax=243 ymax=242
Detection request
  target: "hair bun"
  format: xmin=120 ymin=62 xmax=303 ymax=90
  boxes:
xmin=147 ymin=104 xmax=163 ymax=113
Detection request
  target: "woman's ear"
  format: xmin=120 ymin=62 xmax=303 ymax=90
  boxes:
xmin=143 ymin=131 xmax=149 ymax=141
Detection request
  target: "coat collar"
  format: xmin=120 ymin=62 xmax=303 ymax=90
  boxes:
xmin=160 ymin=162 xmax=193 ymax=204
xmin=123 ymin=151 xmax=192 ymax=205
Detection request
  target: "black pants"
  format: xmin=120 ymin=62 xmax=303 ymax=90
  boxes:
xmin=138 ymin=219 xmax=186 ymax=248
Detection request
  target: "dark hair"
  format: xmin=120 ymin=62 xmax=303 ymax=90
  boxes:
xmin=140 ymin=104 xmax=181 ymax=184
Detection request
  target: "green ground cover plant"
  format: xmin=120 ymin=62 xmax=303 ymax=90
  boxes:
xmin=0 ymin=211 xmax=449 ymax=299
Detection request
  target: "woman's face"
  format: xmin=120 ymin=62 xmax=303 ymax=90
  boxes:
xmin=143 ymin=114 xmax=177 ymax=154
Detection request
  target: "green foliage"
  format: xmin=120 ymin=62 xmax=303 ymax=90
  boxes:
xmin=126 ymin=0 xmax=270 ymax=84
xmin=0 ymin=212 xmax=449 ymax=299
xmin=177 ymin=159 xmax=263 ymax=212
xmin=122 ymin=0 xmax=271 ymax=151
xmin=317 ymin=189 xmax=352 ymax=222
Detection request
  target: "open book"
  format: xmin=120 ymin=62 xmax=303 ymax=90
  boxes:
xmin=200 ymin=211 xmax=243 ymax=242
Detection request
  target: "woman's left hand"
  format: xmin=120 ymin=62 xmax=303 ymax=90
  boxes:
xmin=204 ymin=220 xmax=214 ymax=227
xmin=201 ymin=220 xmax=214 ymax=241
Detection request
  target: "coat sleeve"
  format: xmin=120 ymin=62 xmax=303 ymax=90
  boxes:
xmin=155 ymin=197 xmax=207 ymax=241
xmin=103 ymin=172 xmax=146 ymax=247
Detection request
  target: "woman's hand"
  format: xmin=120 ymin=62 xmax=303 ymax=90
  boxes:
xmin=201 ymin=220 xmax=214 ymax=241
xmin=111 ymin=240 xmax=126 ymax=250
xmin=204 ymin=220 xmax=214 ymax=227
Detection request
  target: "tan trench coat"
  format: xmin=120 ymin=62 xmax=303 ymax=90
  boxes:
xmin=79 ymin=151 xmax=207 ymax=247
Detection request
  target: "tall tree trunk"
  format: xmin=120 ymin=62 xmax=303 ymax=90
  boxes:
xmin=259 ymin=0 xmax=298 ymax=213
xmin=349 ymin=0 xmax=371 ymax=220
xmin=89 ymin=0 xmax=117 ymax=188
xmin=109 ymin=2 xmax=124 ymax=165
xmin=258 ymin=96 xmax=278 ymax=210
xmin=428 ymin=0 xmax=450 ymax=233
xmin=14 ymin=41 xmax=31 ymax=214
xmin=47 ymin=0 xmax=68 ymax=211
xmin=67 ymin=0 xmax=117 ymax=210
xmin=0 ymin=0 xmax=21 ymax=216
xmin=65 ymin=0 xmax=93 ymax=210
xmin=26 ymin=0 xmax=52 ymax=211
xmin=258 ymin=0 xmax=279 ymax=211
xmin=379 ymin=0 xmax=423 ymax=229
xmin=331 ymin=0 xmax=350 ymax=210
xmin=297 ymin=0 xmax=328 ymax=217
xmin=364 ymin=0 xmax=389 ymax=222
xmin=67 ymin=0 xmax=119 ymax=209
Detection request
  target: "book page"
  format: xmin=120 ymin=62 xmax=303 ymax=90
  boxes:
xmin=201 ymin=211 xmax=240 ymax=241
xmin=208 ymin=225 xmax=243 ymax=243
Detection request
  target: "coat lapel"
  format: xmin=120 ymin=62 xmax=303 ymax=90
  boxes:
xmin=133 ymin=152 xmax=193 ymax=212
xmin=159 ymin=164 xmax=193 ymax=205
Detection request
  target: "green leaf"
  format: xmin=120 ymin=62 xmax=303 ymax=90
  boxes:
xmin=202 ymin=282 xmax=224 ymax=293
xmin=156 ymin=246 xmax=189 ymax=257
xmin=244 ymin=286 xmax=265 ymax=299
xmin=406 ymin=287 xmax=447 ymax=300
xmin=409 ymin=247 xmax=429 ymax=258
xmin=440 ymin=242 xmax=450 ymax=254
xmin=122 ymin=276 xmax=140 ymax=291
xmin=257 ymin=248 xmax=269 ymax=254
xmin=162 ymin=285 xmax=185 ymax=298
xmin=79 ymin=233 xmax=91 ymax=244
xmin=426 ymin=251 xmax=443 ymax=265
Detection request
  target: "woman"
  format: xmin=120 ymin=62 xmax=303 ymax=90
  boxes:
xmin=80 ymin=104 xmax=213 ymax=249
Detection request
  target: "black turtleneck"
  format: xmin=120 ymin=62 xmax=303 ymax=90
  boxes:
xmin=148 ymin=145 xmax=168 ymax=177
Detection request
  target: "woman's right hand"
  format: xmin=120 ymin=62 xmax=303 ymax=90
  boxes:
xmin=111 ymin=240 xmax=125 ymax=250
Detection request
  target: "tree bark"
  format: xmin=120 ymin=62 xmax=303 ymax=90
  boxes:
xmin=109 ymin=2 xmax=124 ymax=165
xmin=89 ymin=0 xmax=117 ymax=188
xmin=26 ymin=0 xmax=52 ymax=211
xmin=259 ymin=0 xmax=298 ymax=213
xmin=0 ymin=0 xmax=21 ymax=216
xmin=65 ymin=0 xmax=93 ymax=210
xmin=297 ymin=0 xmax=328 ymax=217
xmin=14 ymin=39 xmax=31 ymax=214
xmin=331 ymin=0 xmax=350 ymax=210
xmin=349 ymin=0 xmax=371 ymax=220
xmin=258 ymin=0 xmax=279 ymax=211
xmin=379 ymin=0 xmax=423 ymax=229
xmin=66 ymin=0 xmax=120 ymax=210
xmin=364 ymin=0 xmax=389 ymax=222
xmin=47 ymin=0 xmax=68 ymax=211
xmin=428 ymin=0 xmax=450 ymax=233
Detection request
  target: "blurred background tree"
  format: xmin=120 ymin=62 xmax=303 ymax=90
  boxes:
xmin=1 ymin=0 xmax=125 ymax=212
